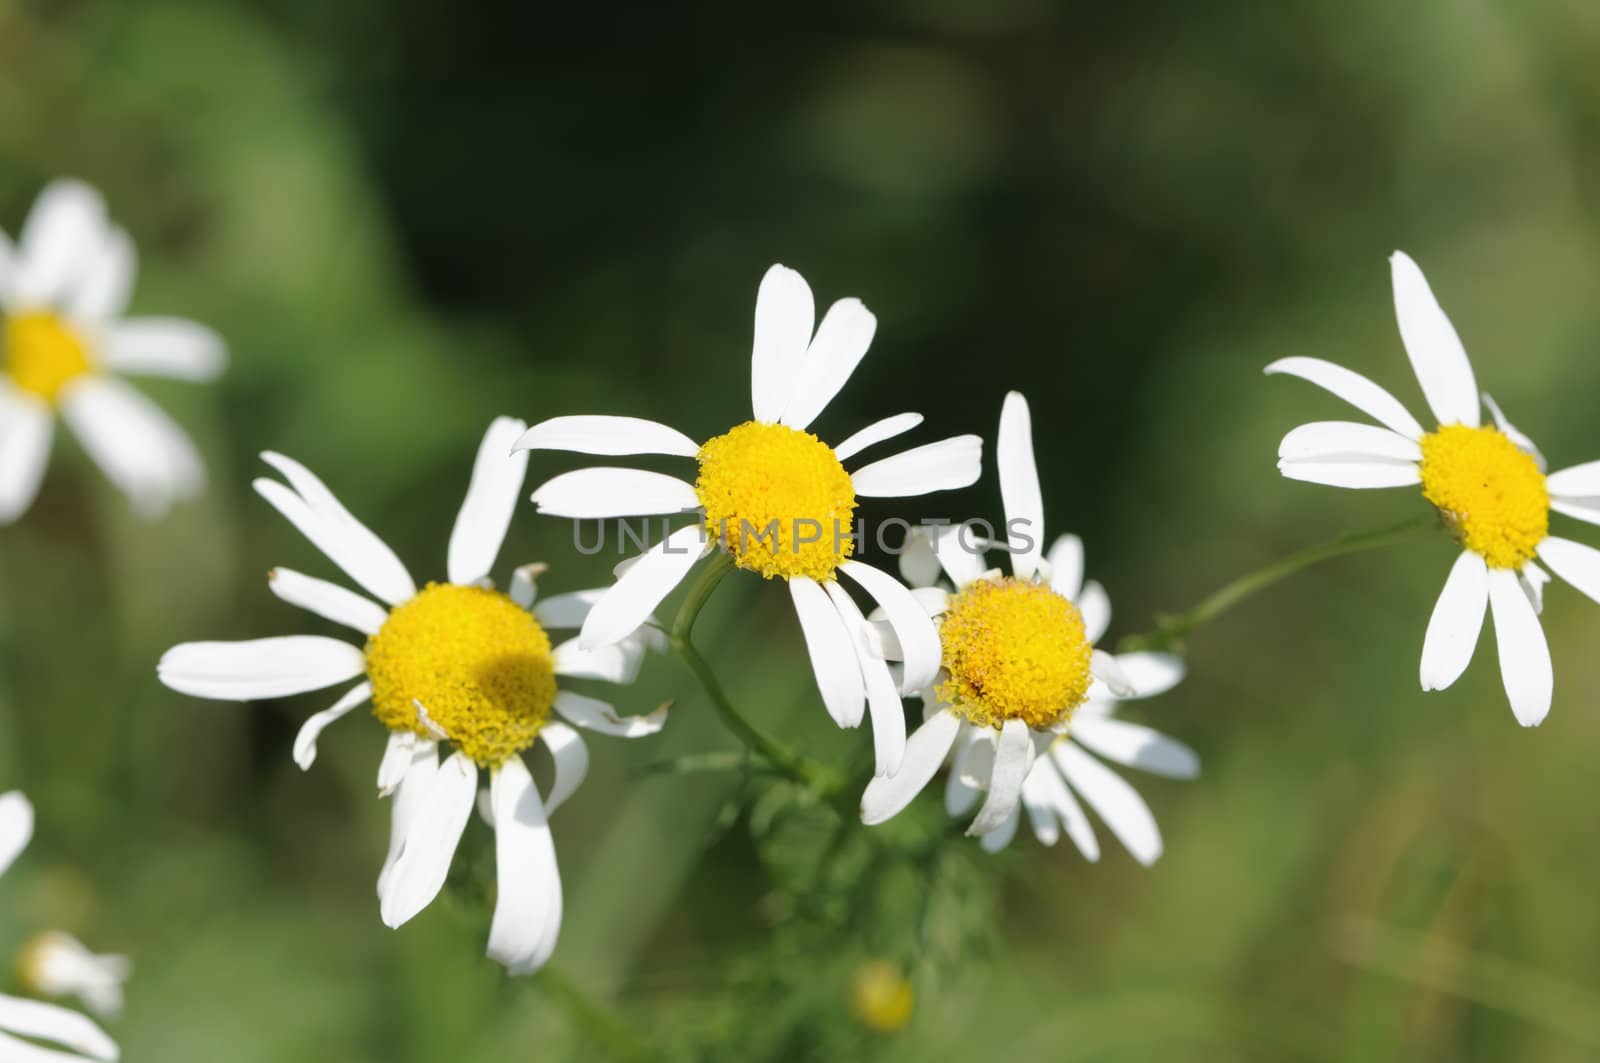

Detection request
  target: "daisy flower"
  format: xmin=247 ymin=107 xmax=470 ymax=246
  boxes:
xmin=0 ymin=179 xmax=226 ymax=522
xmin=1270 ymin=251 xmax=1600 ymax=726
xmin=0 ymin=792 xmax=123 ymax=1063
xmin=515 ymin=264 xmax=982 ymax=776
xmin=158 ymin=418 xmax=663 ymax=974
xmin=860 ymin=392 xmax=1198 ymax=858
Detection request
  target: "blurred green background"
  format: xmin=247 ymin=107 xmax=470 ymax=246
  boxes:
xmin=4 ymin=0 xmax=1600 ymax=1059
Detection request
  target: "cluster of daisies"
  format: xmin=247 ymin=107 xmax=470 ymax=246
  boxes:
xmin=4 ymin=177 xmax=1599 ymax=1053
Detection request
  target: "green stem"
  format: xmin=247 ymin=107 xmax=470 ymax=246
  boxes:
xmin=535 ymin=966 xmax=654 ymax=1061
xmin=1120 ymin=513 xmax=1436 ymax=653
xmin=668 ymin=552 xmax=846 ymax=797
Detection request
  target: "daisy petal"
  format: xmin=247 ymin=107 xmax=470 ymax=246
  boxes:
xmin=967 ymin=718 xmax=1034 ymax=836
xmin=0 ymin=993 xmax=118 ymax=1062
xmin=1276 ymin=458 xmax=1421 ymax=489
xmin=1113 ymin=652 xmax=1186 ymax=699
xmin=380 ymin=751 xmax=478 ymax=928
xmin=158 ymin=636 xmax=365 ymax=700
xmin=1486 ymin=568 xmax=1552 ymax=727
xmin=1019 ymin=769 xmax=1060 ymax=846
xmin=997 ymin=392 xmax=1046 ymax=579
xmin=932 ymin=523 xmax=987 ymax=587
xmin=539 ymin=722 xmax=589 ymax=816
xmin=512 ymin=415 xmax=699 ymax=458
xmin=1481 ymin=394 xmax=1545 ymax=470
xmin=1537 ymin=537 xmax=1600 ymax=605
xmin=1390 ymin=251 xmax=1479 ymax=427
xmin=551 ymin=637 xmax=646 ymax=684
xmin=0 ymin=792 xmax=35 ymax=879
xmin=292 ymin=681 xmax=372 ymax=770
xmin=1046 ymin=534 xmax=1084 ymax=601
xmin=833 ymin=412 xmax=923 ymax=462
xmin=60 ymin=376 xmax=204 ymax=519
xmin=529 ymin=467 xmax=698 ymax=519
xmin=377 ymin=741 xmax=438 ymax=899
xmin=487 ymin=755 xmax=563 ymax=975
xmin=1551 ymin=499 xmax=1600 ymax=527
xmin=781 ymin=297 xmax=876 ymax=430
xmin=552 ymin=691 xmax=667 ymax=738
xmin=532 ymin=589 xmax=604 ymax=630
xmin=446 ymin=416 xmax=530 ymax=584
xmin=1419 ymin=550 xmax=1489 ymax=691
xmin=99 ymin=317 xmax=228 ymax=381
xmin=978 ymin=805 xmax=1021 ymax=853
xmin=1070 ymin=717 xmax=1198 ymax=778
xmin=850 ymin=436 xmax=983 ymax=497
xmin=13 ymin=180 xmax=106 ymax=307
xmin=269 ymin=568 xmax=389 ymax=635
xmin=860 ymin=709 xmax=962 ymax=825
xmin=376 ymin=730 xmax=418 ymax=797
xmin=824 ymin=581 xmax=905 ymax=776
xmin=945 ymin=736 xmax=984 ymax=817
xmin=1035 ymin=761 xmax=1100 ymax=861
xmin=578 ymin=525 xmax=706 ymax=648
xmin=789 ymin=577 xmax=866 ymax=728
xmin=1052 ymin=744 xmax=1162 ymax=865
xmin=0 ymin=390 xmax=53 ymax=524
xmin=839 ymin=561 xmax=939 ymax=694
xmin=1264 ymin=356 xmax=1425 ymax=440
xmin=1078 ymin=580 xmax=1111 ymax=643
xmin=1545 ymin=460 xmax=1600 ymax=499
xmin=68 ymin=225 xmax=134 ymax=321
xmin=750 ymin=264 xmax=814 ymax=424
xmin=1090 ymin=650 xmax=1136 ymax=698
xmin=1276 ymin=421 xmax=1422 ymax=463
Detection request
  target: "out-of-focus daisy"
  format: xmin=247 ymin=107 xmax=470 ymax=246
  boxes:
xmin=0 ymin=179 xmax=226 ymax=522
xmin=158 ymin=418 xmax=663 ymax=975
xmin=0 ymin=792 xmax=123 ymax=1062
xmin=860 ymin=393 xmax=1197 ymax=857
xmin=516 ymin=264 xmax=982 ymax=776
xmin=1270 ymin=251 xmax=1600 ymax=726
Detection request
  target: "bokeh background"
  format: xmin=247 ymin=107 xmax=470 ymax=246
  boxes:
xmin=3 ymin=1 xmax=1600 ymax=1059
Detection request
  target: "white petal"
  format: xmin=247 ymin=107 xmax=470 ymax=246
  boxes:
xmin=1046 ymin=534 xmax=1084 ymax=601
xmin=487 ymin=756 xmax=563 ymax=975
xmin=269 ymin=568 xmax=388 ymax=635
xmin=839 ymin=561 xmax=939 ymax=694
xmin=823 ymin=581 xmax=906 ymax=775
xmin=512 ymin=415 xmax=699 ymax=458
xmin=750 ymin=264 xmax=814 ymax=423
xmin=539 ymin=722 xmax=589 ymax=815
xmin=158 ymin=636 xmax=365 ymax=700
xmin=788 ymin=577 xmax=866 ymax=728
xmin=377 ymin=741 xmax=438 ymax=899
xmin=996 ymin=392 xmax=1046 ymax=579
xmin=944 ymin=735 xmax=983 ymax=817
xmin=1276 ymin=458 xmax=1421 ymax=489
xmin=860 ymin=709 xmax=961 ymax=825
xmin=895 ymin=524 xmax=943 ymax=588
xmin=966 ymin=718 xmax=1034 ymax=836
xmin=1053 ymin=743 xmax=1162 ymax=865
xmin=0 ymin=390 xmax=53 ymax=524
xmin=256 ymin=451 xmax=416 ymax=606
xmin=578 ymin=525 xmax=706 ymax=648
xmin=1551 ymin=499 xmax=1600 ymax=527
xmin=1264 ymin=356 xmax=1426 ymax=440
xmin=0 ymin=791 xmax=35 ymax=878
xmin=780 ymin=297 xmax=876 ymax=430
xmin=1538 ymin=536 xmax=1600 ymax=605
xmin=1419 ymin=550 xmax=1489 ymax=691
xmin=833 ymin=412 xmax=923 ymax=462
xmin=1546 ymin=460 xmax=1600 ymax=499
xmin=292 ymin=682 xmax=371 ymax=770
xmin=19 ymin=932 xmax=129 ymax=1021
xmin=551 ymin=690 xmax=667 ymax=738
xmin=1090 ymin=650 xmax=1135 ymax=698
xmin=67 ymin=225 xmax=134 ymax=321
xmin=1276 ymin=421 xmax=1422 ymax=463
xmin=0 ymin=993 xmax=118 ymax=1062
xmin=1113 ymin=652 xmax=1186 ymax=699
xmin=1070 ymin=717 xmax=1198 ymax=778
xmin=1018 ymin=768 xmax=1060 ymax=846
xmin=440 ymin=417 xmax=526 ymax=584
xmin=529 ymin=467 xmax=698 ymax=519
xmin=551 ymin=637 xmax=646 ymax=684
xmin=850 ymin=436 xmax=983 ymax=497
xmin=98 ymin=317 xmax=227 ymax=380
xmin=1037 ymin=757 xmax=1101 ymax=862
xmin=376 ymin=730 xmax=418 ymax=797
xmin=380 ymin=751 xmax=477 ymax=928
xmin=1520 ymin=561 xmax=1550 ymax=615
xmin=932 ymin=523 xmax=987 ymax=587
xmin=60 ymin=377 xmax=204 ymax=519
xmin=1390 ymin=251 xmax=1479 ymax=428
xmin=1077 ymin=580 xmax=1111 ymax=643
xmin=13 ymin=180 xmax=107 ymax=307
xmin=1481 ymin=394 xmax=1545 ymax=470
xmin=978 ymin=806 xmax=1021 ymax=853
xmin=532 ymin=589 xmax=603 ymax=629
xmin=1487 ymin=568 xmax=1553 ymax=727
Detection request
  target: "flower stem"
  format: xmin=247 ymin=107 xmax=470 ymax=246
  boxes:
xmin=1119 ymin=513 xmax=1437 ymax=653
xmin=535 ymin=966 xmax=654 ymax=1061
xmin=668 ymin=552 xmax=846 ymax=797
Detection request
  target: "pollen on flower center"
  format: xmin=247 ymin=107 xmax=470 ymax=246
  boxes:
xmin=938 ymin=577 xmax=1094 ymax=731
xmin=3 ymin=312 xmax=93 ymax=404
xmin=694 ymin=420 xmax=857 ymax=581
xmin=365 ymin=582 xmax=557 ymax=767
xmin=1419 ymin=424 xmax=1548 ymax=569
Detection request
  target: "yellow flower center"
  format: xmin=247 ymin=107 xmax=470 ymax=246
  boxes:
xmin=850 ymin=961 xmax=914 ymax=1033
xmin=694 ymin=420 xmax=857 ymax=581
xmin=4 ymin=312 xmax=93 ymax=404
xmin=1419 ymin=424 xmax=1548 ymax=569
xmin=365 ymin=582 xmax=557 ymax=767
xmin=937 ymin=577 xmax=1094 ymax=731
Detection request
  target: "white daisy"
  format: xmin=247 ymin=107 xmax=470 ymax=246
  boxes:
xmin=1270 ymin=251 xmax=1600 ymax=726
xmin=158 ymin=418 xmax=664 ymax=975
xmin=0 ymin=179 xmax=226 ymax=522
xmin=0 ymin=792 xmax=122 ymax=1063
xmin=860 ymin=392 xmax=1198 ymax=858
xmin=515 ymin=264 xmax=983 ymax=776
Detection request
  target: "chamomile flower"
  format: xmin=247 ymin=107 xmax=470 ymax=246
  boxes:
xmin=516 ymin=264 xmax=982 ymax=776
xmin=1270 ymin=251 xmax=1600 ymax=726
xmin=860 ymin=393 xmax=1197 ymax=856
xmin=158 ymin=418 xmax=664 ymax=975
xmin=0 ymin=792 xmax=122 ymax=1063
xmin=0 ymin=179 xmax=226 ymax=522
